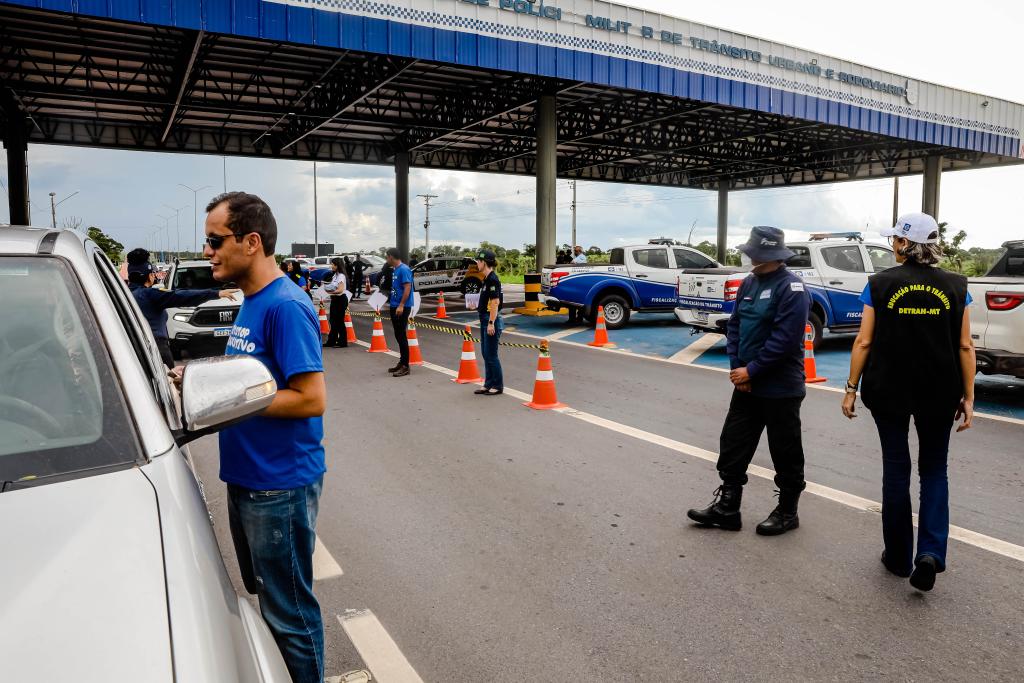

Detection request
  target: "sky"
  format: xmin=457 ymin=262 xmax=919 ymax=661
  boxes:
xmin=2 ymin=0 xmax=1022 ymax=255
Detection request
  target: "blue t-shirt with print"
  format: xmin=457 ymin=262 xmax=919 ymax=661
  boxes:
xmin=860 ymin=284 xmax=972 ymax=308
xmin=219 ymin=276 xmax=325 ymax=490
xmin=390 ymin=263 xmax=414 ymax=308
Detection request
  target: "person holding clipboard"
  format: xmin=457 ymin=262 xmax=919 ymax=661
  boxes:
xmin=323 ymin=257 xmax=350 ymax=348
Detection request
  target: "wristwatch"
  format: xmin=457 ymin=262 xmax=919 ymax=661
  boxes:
xmin=845 ymin=381 xmax=858 ymax=394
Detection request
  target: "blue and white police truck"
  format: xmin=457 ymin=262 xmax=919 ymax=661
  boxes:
xmin=542 ymin=240 xmax=723 ymax=329
xmin=676 ymin=233 xmax=897 ymax=348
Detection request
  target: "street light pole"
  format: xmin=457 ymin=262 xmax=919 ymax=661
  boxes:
xmin=49 ymin=190 xmax=79 ymax=229
xmin=157 ymin=213 xmax=173 ymax=262
xmin=569 ymin=180 xmax=577 ymax=250
xmin=313 ymin=161 xmax=319 ymax=258
xmin=163 ymin=204 xmax=188 ymax=259
xmin=417 ymin=193 xmax=438 ymax=256
xmin=179 ymin=183 xmax=211 ymax=256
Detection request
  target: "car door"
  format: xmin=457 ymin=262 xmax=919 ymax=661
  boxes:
xmin=818 ymin=244 xmax=869 ymax=325
xmin=629 ymin=247 xmax=677 ymax=306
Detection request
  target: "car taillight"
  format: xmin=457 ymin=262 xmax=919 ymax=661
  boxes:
xmin=724 ymin=278 xmax=744 ymax=301
xmin=986 ymin=292 xmax=1024 ymax=311
xmin=549 ymin=271 xmax=569 ymax=287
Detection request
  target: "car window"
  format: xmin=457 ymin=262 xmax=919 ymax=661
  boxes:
xmin=673 ymin=248 xmax=714 ymax=269
xmin=173 ymin=265 xmax=221 ymax=289
xmin=633 ymin=248 xmax=670 ymax=269
xmin=821 ymin=246 xmax=866 ymax=273
xmin=786 ymin=246 xmax=813 ymax=269
xmin=0 ymin=256 xmax=142 ymax=488
xmin=866 ymin=246 xmax=896 ymax=271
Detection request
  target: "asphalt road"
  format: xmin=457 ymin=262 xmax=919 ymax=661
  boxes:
xmin=189 ymin=301 xmax=1024 ymax=681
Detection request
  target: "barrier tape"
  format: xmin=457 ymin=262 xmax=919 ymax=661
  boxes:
xmin=347 ymin=310 xmax=544 ymax=350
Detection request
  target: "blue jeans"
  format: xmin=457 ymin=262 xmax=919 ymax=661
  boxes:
xmin=480 ymin=315 xmax=504 ymax=390
xmin=871 ymin=413 xmax=953 ymax=574
xmin=227 ymin=477 xmax=325 ymax=683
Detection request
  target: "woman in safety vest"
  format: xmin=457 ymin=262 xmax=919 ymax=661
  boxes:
xmin=842 ymin=212 xmax=975 ymax=592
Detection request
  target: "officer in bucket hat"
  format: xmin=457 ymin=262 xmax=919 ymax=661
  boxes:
xmin=688 ymin=226 xmax=812 ymax=535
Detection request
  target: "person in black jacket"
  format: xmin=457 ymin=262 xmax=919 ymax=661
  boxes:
xmin=842 ymin=212 xmax=975 ymax=592
xmin=687 ymin=226 xmax=811 ymax=536
xmin=350 ymin=255 xmax=365 ymax=300
xmin=126 ymin=248 xmax=239 ymax=367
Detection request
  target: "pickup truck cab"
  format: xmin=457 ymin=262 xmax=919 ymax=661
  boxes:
xmin=677 ymin=234 xmax=896 ymax=347
xmin=543 ymin=242 xmax=721 ymax=329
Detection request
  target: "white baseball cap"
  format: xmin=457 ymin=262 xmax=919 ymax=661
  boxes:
xmin=880 ymin=212 xmax=940 ymax=244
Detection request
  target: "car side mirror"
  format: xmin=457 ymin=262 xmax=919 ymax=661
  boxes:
xmin=174 ymin=355 xmax=276 ymax=446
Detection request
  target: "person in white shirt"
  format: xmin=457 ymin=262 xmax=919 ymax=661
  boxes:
xmin=572 ymin=246 xmax=588 ymax=264
xmin=323 ymin=257 xmax=349 ymax=348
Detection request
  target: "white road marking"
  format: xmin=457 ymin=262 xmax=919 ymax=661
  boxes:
xmin=353 ymin=337 xmax=1024 ymax=565
xmin=669 ymin=332 xmax=725 ymax=364
xmin=313 ymin=535 xmax=344 ymax=580
xmin=545 ymin=325 xmax=589 ymax=341
xmin=338 ymin=610 xmax=424 ymax=683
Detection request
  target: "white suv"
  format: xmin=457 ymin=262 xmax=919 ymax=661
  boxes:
xmin=164 ymin=259 xmax=243 ymax=359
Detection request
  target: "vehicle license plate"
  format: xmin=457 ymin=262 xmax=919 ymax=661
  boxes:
xmin=214 ymin=327 xmax=231 ymax=337
xmin=693 ymin=310 xmax=709 ymax=323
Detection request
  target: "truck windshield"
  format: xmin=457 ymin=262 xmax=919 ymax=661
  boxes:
xmin=0 ymin=257 xmax=140 ymax=489
xmin=173 ymin=265 xmax=222 ymax=289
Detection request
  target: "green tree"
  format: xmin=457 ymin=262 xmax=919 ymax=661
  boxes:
xmin=88 ymin=226 xmax=124 ymax=264
xmin=937 ymin=221 xmax=968 ymax=273
xmin=523 ymin=243 xmax=536 ymax=258
xmin=586 ymin=245 xmax=603 ymax=256
xmin=693 ymin=240 xmax=718 ymax=259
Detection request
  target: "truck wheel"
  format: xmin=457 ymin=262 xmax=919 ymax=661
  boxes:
xmin=597 ymin=294 xmax=631 ymax=329
xmin=808 ymin=312 xmax=824 ymax=351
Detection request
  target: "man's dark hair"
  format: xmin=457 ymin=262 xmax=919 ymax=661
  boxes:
xmin=205 ymin=192 xmax=278 ymax=256
xmin=127 ymin=248 xmax=150 ymax=265
xmin=386 ymin=247 xmax=402 ymax=261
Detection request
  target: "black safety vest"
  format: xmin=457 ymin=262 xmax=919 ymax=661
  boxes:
xmin=861 ymin=262 xmax=967 ymax=417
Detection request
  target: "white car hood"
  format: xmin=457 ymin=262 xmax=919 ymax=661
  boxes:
xmin=0 ymin=467 xmax=173 ymax=682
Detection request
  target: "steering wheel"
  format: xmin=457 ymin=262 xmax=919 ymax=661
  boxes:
xmin=0 ymin=396 xmax=64 ymax=438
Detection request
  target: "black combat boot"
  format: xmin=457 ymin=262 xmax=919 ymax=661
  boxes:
xmin=687 ymin=485 xmax=743 ymax=531
xmin=756 ymin=489 xmax=801 ymax=536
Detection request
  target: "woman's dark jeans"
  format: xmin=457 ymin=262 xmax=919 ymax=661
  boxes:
xmin=871 ymin=411 xmax=953 ymax=574
xmin=479 ymin=315 xmax=504 ymax=390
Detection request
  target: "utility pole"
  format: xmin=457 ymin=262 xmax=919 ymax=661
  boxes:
xmin=179 ymin=183 xmax=211 ymax=256
xmin=417 ymin=193 xmax=438 ymax=256
xmin=49 ymin=191 xmax=79 ymax=229
xmin=892 ymin=176 xmax=900 ymax=228
xmin=313 ymin=161 xmax=319 ymax=258
xmin=569 ymin=180 xmax=577 ymax=249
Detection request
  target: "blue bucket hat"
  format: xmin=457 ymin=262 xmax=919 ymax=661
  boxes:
xmin=736 ymin=226 xmax=795 ymax=262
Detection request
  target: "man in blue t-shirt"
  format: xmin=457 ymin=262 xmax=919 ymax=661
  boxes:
xmin=202 ymin=192 xmax=327 ymax=683
xmin=385 ymin=247 xmax=415 ymax=377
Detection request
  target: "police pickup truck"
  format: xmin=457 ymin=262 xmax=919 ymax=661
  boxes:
xmin=676 ymin=233 xmax=896 ymax=347
xmin=542 ymin=241 xmax=722 ymax=329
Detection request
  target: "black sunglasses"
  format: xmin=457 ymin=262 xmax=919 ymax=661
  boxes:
xmin=205 ymin=232 xmax=247 ymax=250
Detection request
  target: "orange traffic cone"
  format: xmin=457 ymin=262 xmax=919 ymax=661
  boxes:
xmin=452 ymin=325 xmax=483 ymax=384
xmin=588 ymin=305 xmax=615 ymax=347
xmin=318 ymin=303 xmax=330 ymax=335
xmin=364 ymin=278 xmax=372 ymax=295
xmin=367 ymin=315 xmax=389 ymax=353
xmin=436 ymin=292 xmax=448 ymax=319
xmin=407 ymin=320 xmax=424 ymax=366
xmin=344 ymin=310 xmax=357 ymax=343
xmin=804 ymin=323 xmax=827 ymax=384
xmin=525 ymin=341 xmax=566 ymax=410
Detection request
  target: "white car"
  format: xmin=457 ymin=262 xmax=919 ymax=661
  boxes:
xmin=0 ymin=225 xmax=290 ymax=681
xmin=164 ymin=259 xmax=243 ymax=359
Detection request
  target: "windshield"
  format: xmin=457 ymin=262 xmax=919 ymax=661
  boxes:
xmin=0 ymin=257 xmax=140 ymax=488
xmin=173 ymin=265 xmax=223 ymax=289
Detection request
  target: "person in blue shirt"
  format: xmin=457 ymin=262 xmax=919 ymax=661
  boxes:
xmin=688 ymin=226 xmax=811 ymax=536
xmin=201 ymin=192 xmax=327 ymax=683
xmin=125 ymin=248 xmax=238 ymax=368
xmin=385 ymin=247 xmax=415 ymax=377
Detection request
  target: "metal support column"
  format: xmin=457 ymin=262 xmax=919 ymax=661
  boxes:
xmin=5 ymin=120 xmax=30 ymax=226
xmin=716 ymin=182 xmax=728 ymax=264
xmin=535 ymin=94 xmax=557 ymax=271
xmin=922 ymin=155 xmax=942 ymax=220
xmin=395 ymin=151 xmax=410 ymax=262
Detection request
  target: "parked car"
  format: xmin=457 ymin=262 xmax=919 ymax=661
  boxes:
xmin=411 ymin=256 xmax=485 ymax=295
xmin=968 ymin=240 xmax=1024 ymax=378
xmin=542 ymin=240 xmax=722 ymax=329
xmin=163 ymin=259 xmax=243 ymax=359
xmin=676 ymin=233 xmax=896 ymax=346
xmin=0 ymin=225 xmax=290 ymax=681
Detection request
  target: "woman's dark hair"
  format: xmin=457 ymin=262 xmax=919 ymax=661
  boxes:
xmin=205 ymin=191 xmax=278 ymax=256
xmin=331 ymin=257 xmax=346 ymax=272
xmin=279 ymin=262 xmax=289 ymax=274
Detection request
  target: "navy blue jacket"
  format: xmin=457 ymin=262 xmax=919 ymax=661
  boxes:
xmin=726 ymin=266 xmax=810 ymax=399
xmin=129 ymin=282 xmax=222 ymax=340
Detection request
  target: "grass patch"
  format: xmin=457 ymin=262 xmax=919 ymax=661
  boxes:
xmin=500 ymin=273 xmax=526 ymax=284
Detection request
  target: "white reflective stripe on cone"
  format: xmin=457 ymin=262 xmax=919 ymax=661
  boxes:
xmin=535 ymin=370 xmax=555 ymax=381
xmin=461 ymin=352 xmax=476 ymax=360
